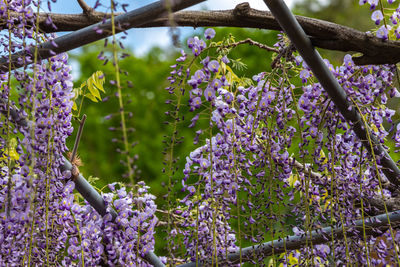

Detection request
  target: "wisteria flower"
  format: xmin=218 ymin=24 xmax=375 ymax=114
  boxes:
xmin=300 ymin=69 xmax=310 ymax=83
xmin=208 ymin=60 xmax=220 ymax=73
xmin=204 ymin=86 xmax=216 ymax=101
xmin=222 ymin=55 xmax=230 ymax=64
xmin=368 ymin=0 xmax=378 ymax=9
xmin=204 ymin=28 xmax=216 ymax=40
xmin=371 ymin=10 xmax=383 ymax=25
xmin=376 ymin=25 xmax=389 ymax=39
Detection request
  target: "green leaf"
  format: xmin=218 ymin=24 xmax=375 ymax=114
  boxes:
xmin=231 ymin=59 xmax=247 ymax=71
xmin=79 ymin=81 xmax=86 ymax=92
xmin=76 ymin=71 xmax=106 ymax=103
xmin=225 ymin=65 xmax=241 ymax=85
xmin=92 ymin=71 xmax=105 ymax=93
xmin=87 ymin=76 xmax=101 ymax=101
xmin=84 ymin=93 xmax=98 ymax=102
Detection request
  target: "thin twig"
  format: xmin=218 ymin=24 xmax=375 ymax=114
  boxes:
xmin=70 ymin=114 xmax=86 ymax=162
xmin=177 ymin=209 xmax=400 ymax=266
xmin=219 ymin=38 xmax=278 ymax=53
xmin=156 ymin=208 xmax=185 ymax=220
xmin=0 ymin=0 xmax=206 ymax=73
xmin=2 ymin=3 xmax=400 ymax=64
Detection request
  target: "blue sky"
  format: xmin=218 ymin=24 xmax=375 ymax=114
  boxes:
xmin=48 ymin=0 xmax=296 ymax=56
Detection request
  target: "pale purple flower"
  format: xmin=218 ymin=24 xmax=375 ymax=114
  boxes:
xmin=204 ymin=86 xmax=216 ymax=101
xmin=368 ymin=0 xmax=378 ymax=9
xmin=212 ymin=79 xmax=222 ymax=89
xmin=222 ymin=55 xmax=230 ymax=64
xmin=371 ymin=10 xmax=383 ymax=25
xmin=204 ymin=28 xmax=216 ymax=39
xmin=191 ymin=96 xmax=202 ymax=109
xmin=208 ymin=60 xmax=220 ymax=73
xmin=300 ymin=69 xmax=310 ymax=83
xmin=376 ymin=25 xmax=389 ymax=39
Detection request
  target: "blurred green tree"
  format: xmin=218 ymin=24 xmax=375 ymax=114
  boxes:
xmin=69 ymin=28 xmax=279 ymax=194
xmin=293 ymin=0 xmax=371 ymax=64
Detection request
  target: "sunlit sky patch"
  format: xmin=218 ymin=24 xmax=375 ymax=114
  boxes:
xmin=48 ymin=0 xmax=296 ymax=56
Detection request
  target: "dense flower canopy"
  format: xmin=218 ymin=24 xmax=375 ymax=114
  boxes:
xmin=167 ymin=29 xmax=400 ymax=265
xmin=1 ymin=0 xmax=400 ymax=266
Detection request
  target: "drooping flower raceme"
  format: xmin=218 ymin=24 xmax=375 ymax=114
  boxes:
xmin=0 ymin=1 xmax=159 ymax=266
xmin=168 ymin=29 xmax=400 ymax=265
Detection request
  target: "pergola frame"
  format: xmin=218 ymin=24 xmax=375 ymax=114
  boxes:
xmin=2 ymin=0 xmax=400 ymax=265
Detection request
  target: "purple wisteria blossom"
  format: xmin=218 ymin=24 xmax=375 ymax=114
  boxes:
xmin=169 ymin=29 xmax=400 ymax=265
xmin=187 ymin=36 xmax=206 ymax=56
xmin=204 ymin=28 xmax=216 ymax=40
xmin=0 ymin=48 xmax=75 ymax=264
xmin=207 ymin=60 xmax=220 ymax=73
xmin=376 ymin=25 xmax=389 ymax=39
xmin=204 ymin=86 xmax=216 ymax=101
xmin=371 ymin=10 xmax=383 ymax=24
xmin=300 ymin=69 xmax=310 ymax=83
xmin=368 ymin=0 xmax=378 ymax=9
xmin=0 ymin=2 xmax=161 ymax=264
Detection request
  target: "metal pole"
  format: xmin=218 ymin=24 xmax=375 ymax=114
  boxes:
xmin=178 ymin=209 xmax=400 ymax=266
xmin=0 ymin=0 xmax=205 ymax=72
xmin=60 ymin=158 xmax=166 ymax=266
xmin=262 ymin=0 xmax=400 ymax=187
xmin=1 ymin=99 xmax=165 ymax=267
xmin=60 ymin=159 xmax=165 ymax=266
xmin=60 ymin=157 xmax=117 ymax=218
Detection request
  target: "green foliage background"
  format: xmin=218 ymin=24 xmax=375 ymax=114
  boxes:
xmin=67 ymin=28 xmax=279 ymax=194
xmin=66 ymin=0 xmax=386 ymax=258
xmin=69 ymin=0 xmax=373 ymax=198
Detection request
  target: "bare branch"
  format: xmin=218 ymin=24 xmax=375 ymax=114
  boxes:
xmin=177 ymin=209 xmax=400 ymax=266
xmin=220 ymin=38 xmax=278 ymax=53
xmin=289 ymin=157 xmax=400 ymax=214
xmin=77 ymin=0 xmax=94 ymax=15
xmin=144 ymin=2 xmax=400 ymax=66
xmin=0 ymin=0 xmax=206 ymax=73
xmin=4 ymin=2 xmax=400 ymax=65
xmin=70 ymin=114 xmax=87 ymax=163
xmin=4 ymin=11 xmax=120 ymax=32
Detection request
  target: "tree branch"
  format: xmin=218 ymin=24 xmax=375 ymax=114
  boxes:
xmin=77 ymin=0 xmax=94 ymax=15
xmin=289 ymin=157 xmax=400 ymax=214
xmin=177 ymin=209 xmax=400 ymax=266
xmin=264 ymin=0 xmax=400 ymax=190
xmin=220 ymin=38 xmax=278 ymax=52
xmin=0 ymin=0 xmax=206 ymax=73
xmin=0 ymin=96 xmax=166 ymax=267
xmin=70 ymin=114 xmax=87 ymax=163
xmin=6 ymin=2 xmax=400 ymax=65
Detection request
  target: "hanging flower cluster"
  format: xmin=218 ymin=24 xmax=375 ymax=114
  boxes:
xmin=168 ymin=28 xmax=400 ymax=265
xmin=0 ymin=49 xmax=75 ymax=264
xmin=284 ymin=51 xmax=400 ymax=266
xmin=167 ymin=28 xmax=240 ymax=265
xmin=0 ymin=48 xmax=159 ymax=266
xmin=2 ymin=0 xmax=400 ymax=265
xmin=0 ymin=1 xmax=159 ymax=266
xmin=59 ymin=181 xmax=158 ymax=266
